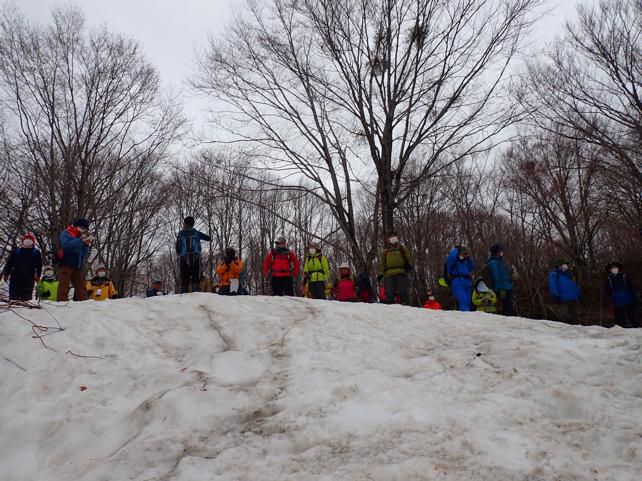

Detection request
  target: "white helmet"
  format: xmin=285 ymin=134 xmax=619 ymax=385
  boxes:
xmin=339 ymin=262 xmax=350 ymax=270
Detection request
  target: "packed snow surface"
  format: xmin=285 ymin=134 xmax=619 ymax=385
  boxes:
xmin=1 ymin=294 xmax=640 ymax=481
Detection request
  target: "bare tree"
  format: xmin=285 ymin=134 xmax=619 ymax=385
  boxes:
xmin=194 ymin=0 xmax=541 ymax=270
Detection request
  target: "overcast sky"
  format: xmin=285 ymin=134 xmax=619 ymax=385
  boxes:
xmin=16 ymin=0 xmax=585 ymax=129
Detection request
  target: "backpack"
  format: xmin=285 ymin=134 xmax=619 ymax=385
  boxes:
xmin=178 ymin=231 xmax=201 ymax=257
xmin=481 ymin=262 xmax=495 ymax=291
xmin=384 ymin=246 xmax=411 ymax=271
xmin=270 ymin=248 xmax=293 ymax=273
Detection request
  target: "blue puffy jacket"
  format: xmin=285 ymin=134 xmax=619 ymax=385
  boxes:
xmin=59 ymin=228 xmax=89 ymax=269
xmin=604 ymin=273 xmax=637 ymax=307
xmin=549 ymin=269 xmax=580 ymax=302
xmin=487 ymin=256 xmax=513 ymax=291
xmin=446 ymin=248 xmax=476 ymax=287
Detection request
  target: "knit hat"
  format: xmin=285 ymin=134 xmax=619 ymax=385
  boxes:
xmin=225 ymin=247 xmax=236 ymax=258
xmin=21 ymin=232 xmax=36 ymax=245
xmin=183 ymin=216 xmax=195 ymax=227
xmin=489 ymin=243 xmax=504 ymax=256
xmin=73 ymin=217 xmax=89 ymax=230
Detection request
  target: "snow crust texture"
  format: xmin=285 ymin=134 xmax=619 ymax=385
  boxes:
xmin=1 ymin=294 xmax=640 ymax=481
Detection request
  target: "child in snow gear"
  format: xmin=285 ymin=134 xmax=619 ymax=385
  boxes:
xmin=175 ymin=216 xmax=211 ymax=294
xmin=86 ymin=267 xmax=118 ymax=301
xmin=379 ymin=232 xmax=412 ymax=305
xmin=334 ymin=263 xmax=358 ymax=302
xmin=485 ymin=244 xmax=514 ymax=316
xmin=146 ymin=279 xmax=166 ymax=297
xmin=604 ymin=262 xmax=639 ymax=328
xmin=423 ymin=289 xmax=442 ymax=310
xmin=445 ymin=246 xmax=476 ymax=311
xmin=216 ymin=247 xmax=243 ymax=295
xmin=472 ymin=279 xmax=497 ymax=313
xmin=303 ymin=242 xmax=330 ymax=299
xmin=262 ymin=237 xmax=300 ymax=296
xmin=548 ymin=258 xmax=580 ymax=325
xmin=57 ymin=218 xmax=92 ymax=301
xmin=356 ymin=272 xmax=375 ymax=303
xmin=37 ymin=265 xmax=59 ymax=301
xmin=2 ymin=232 xmax=42 ymax=300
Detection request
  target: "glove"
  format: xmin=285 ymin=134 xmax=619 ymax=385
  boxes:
xmin=499 ymin=289 xmax=507 ymax=300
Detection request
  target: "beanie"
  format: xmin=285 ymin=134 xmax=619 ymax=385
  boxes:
xmin=184 ymin=216 xmax=195 ymax=227
xmin=73 ymin=217 xmax=89 ymax=230
xmin=490 ymin=244 xmax=504 ymax=256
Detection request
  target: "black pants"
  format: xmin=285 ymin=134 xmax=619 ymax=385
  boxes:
xmin=179 ymin=255 xmax=200 ymax=294
xmin=560 ymin=300 xmax=579 ymax=325
xmin=9 ymin=279 xmax=34 ymax=301
xmin=384 ymin=273 xmax=410 ymax=305
xmin=271 ymin=276 xmax=294 ymax=296
xmin=499 ymin=289 xmax=514 ymax=316
xmin=308 ymin=281 xmax=326 ymax=299
xmin=614 ymin=304 xmax=639 ymax=328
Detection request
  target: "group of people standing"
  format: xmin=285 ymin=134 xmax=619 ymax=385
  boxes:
xmin=2 ymin=216 xmax=639 ymax=328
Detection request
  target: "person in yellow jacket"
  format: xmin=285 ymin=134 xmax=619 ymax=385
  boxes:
xmin=303 ymin=242 xmax=330 ymax=299
xmin=472 ymin=278 xmax=497 ymax=313
xmin=37 ymin=265 xmax=59 ymax=301
xmin=216 ymin=248 xmax=243 ymax=295
xmin=86 ymin=266 xmax=118 ymax=301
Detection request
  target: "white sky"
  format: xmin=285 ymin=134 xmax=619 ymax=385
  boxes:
xmin=15 ymin=0 xmax=587 ymax=133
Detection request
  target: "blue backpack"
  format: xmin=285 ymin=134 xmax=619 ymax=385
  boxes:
xmin=177 ymin=230 xmax=201 ymax=257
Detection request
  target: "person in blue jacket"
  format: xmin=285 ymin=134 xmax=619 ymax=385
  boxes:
xmin=486 ymin=244 xmax=514 ymax=316
xmin=548 ymin=258 xmax=580 ymax=325
xmin=2 ymin=232 xmax=42 ymax=300
xmin=176 ymin=216 xmax=211 ymax=294
xmin=57 ymin=217 xmax=92 ymax=301
xmin=446 ymin=246 xmax=476 ymax=311
xmin=604 ymin=262 xmax=639 ymax=328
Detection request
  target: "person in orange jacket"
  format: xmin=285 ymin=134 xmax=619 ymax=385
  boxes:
xmin=423 ymin=289 xmax=442 ymax=310
xmin=216 ymin=247 xmax=243 ymax=295
xmin=262 ymin=237 xmax=300 ymax=296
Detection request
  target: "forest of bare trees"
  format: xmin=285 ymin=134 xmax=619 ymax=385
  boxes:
xmin=0 ymin=0 xmax=639 ymax=325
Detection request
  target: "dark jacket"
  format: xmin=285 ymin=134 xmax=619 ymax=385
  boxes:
xmin=59 ymin=226 xmax=89 ymax=269
xmin=446 ymin=248 xmax=476 ymax=287
xmin=146 ymin=287 xmax=166 ymax=297
xmin=486 ymin=256 xmax=513 ymax=291
xmin=2 ymin=247 xmax=42 ymax=284
xmin=549 ymin=269 xmax=580 ymax=302
xmin=604 ymin=273 xmax=637 ymax=307
xmin=175 ymin=228 xmax=211 ymax=257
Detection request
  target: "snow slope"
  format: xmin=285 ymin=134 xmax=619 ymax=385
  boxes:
xmin=1 ymin=294 xmax=640 ymax=481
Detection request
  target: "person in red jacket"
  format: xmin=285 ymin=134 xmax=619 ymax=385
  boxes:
xmin=262 ymin=237 xmax=300 ymax=296
xmin=334 ymin=263 xmax=358 ymax=302
xmin=423 ymin=289 xmax=443 ymax=310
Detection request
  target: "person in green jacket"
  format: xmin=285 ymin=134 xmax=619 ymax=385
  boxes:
xmin=303 ymin=242 xmax=331 ymax=299
xmin=379 ymin=232 xmax=412 ymax=305
xmin=37 ymin=265 xmax=59 ymax=301
xmin=472 ymin=278 xmax=497 ymax=313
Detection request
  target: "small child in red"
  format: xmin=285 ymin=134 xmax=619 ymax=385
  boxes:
xmin=423 ymin=289 xmax=442 ymax=310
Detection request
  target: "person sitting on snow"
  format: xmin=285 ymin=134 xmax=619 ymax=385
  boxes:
xmin=423 ymin=289 xmax=442 ymax=310
xmin=472 ymin=278 xmax=497 ymax=313
xmin=86 ymin=266 xmax=118 ymax=301
xmin=333 ymin=262 xmax=358 ymax=302
xmin=2 ymin=232 xmax=42 ymax=301
xmin=37 ymin=265 xmax=59 ymax=301
xmin=146 ymin=278 xmax=167 ymax=297
xmin=216 ymin=247 xmax=244 ymax=296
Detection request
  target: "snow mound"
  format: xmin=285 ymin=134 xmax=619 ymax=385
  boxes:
xmin=1 ymin=294 xmax=640 ymax=481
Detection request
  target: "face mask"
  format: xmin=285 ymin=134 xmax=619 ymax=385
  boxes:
xmin=560 ymin=264 xmax=569 ymax=271
xmin=610 ymin=268 xmax=619 ymax=275
xmin=44 ymin=270 xmax=54 ymax=278
xmin=22 ymin=239 xmax=34 ymax=248
xmin=428 ymin=296 xmax=435 ymax=301
xmin=388 ymin=237 xmax=399 ymax=244
xmin=309 ymin=248 xmax=316 ymax=255
xmin=97 ymin=271 xmax=106 ymax=278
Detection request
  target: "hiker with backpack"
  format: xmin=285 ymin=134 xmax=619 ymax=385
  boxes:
xmin=176 ymin=216 xmax=211 ymax=294
xmin=303 ymin=242 xmax=331 ymax=299
xmin=86 ymin=266 xmax=118 ymax=301
xmin=37 ymin=265 xmax=58 ymax=301
xmin=356 ymin=272 xmax=375 ymax=303
xmin=484 ymin=244 xmax=514 ymax=315
xmin=548 ymin=258 xmax=580 ymax=325
xmin=378 ymin=232 xmax=412 ymax=305
xmin=333 ymin=262 xmax=358 ymax=302
xmin=262 ymin=236 xmax=300 ymax=296
xmin=604 ymin=262 xmax=639 ymax=328
xmin=445 ymin=246 xmax=476 ymax=311
xmin=2 ymin=232 xmax=42 ymax=301
xmin=472 ymin=278 xmax=497 ymax=313
xmin=216 ymin=247 xmax=244 ymax=295
xmin=57 ymin=218 xmax=92 ymax=301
